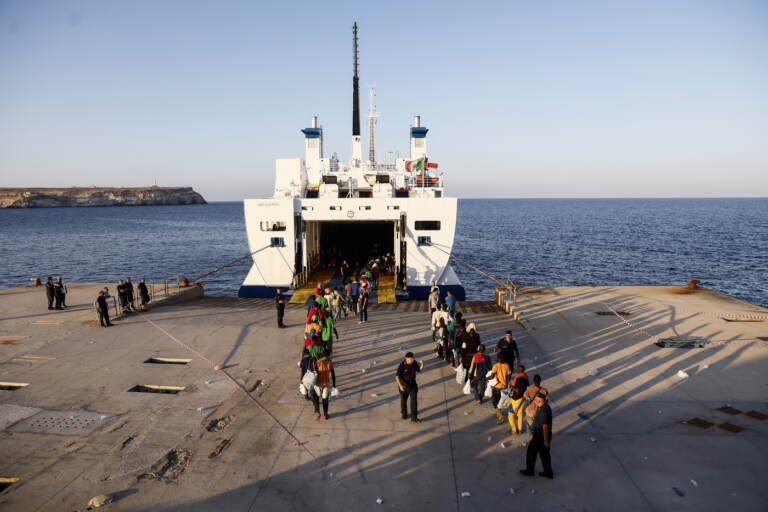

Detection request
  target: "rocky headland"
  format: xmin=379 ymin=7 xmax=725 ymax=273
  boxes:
xmin=0 ymin=187 xmax=207 ymax=208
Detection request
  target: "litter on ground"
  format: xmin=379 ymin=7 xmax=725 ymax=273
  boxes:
xmin=677 ymin=370 xmax=689 ymax=379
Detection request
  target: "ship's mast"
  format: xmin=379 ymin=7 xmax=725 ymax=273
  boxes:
xmin=368 ymin=85 xmax=379 ymax=165
xmin=350 ymin=22 xmax=362 ymax=168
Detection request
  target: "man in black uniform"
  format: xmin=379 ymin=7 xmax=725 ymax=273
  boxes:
xmin=53 ymin=276 xmax=64 ymax=310
xmin=496 ymin=330 xmax=520 ymax=373
xmin=395 ymin=352 xmax=425 ymax=423
xmin=274 ymin=288 xmax=286 ymax=328
xmin=137 ymin=278 xmax=150 ymax=309
xmin=45 ymin=277 xmax=54 ymax=310
xmin=125 ymin=277 xmax=135 ymax=310
xmin=96 ymin=290 xmax=113 ymax=327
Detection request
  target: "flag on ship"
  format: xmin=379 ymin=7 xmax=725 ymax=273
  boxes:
xmin=406 ymin=157 xmax=426 ymax=173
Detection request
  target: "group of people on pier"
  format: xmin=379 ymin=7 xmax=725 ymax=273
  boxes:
xmin=286 ymin=278 xmax=555 ymax=479
xmin=94 ymin=278 xmax=151 ymax=327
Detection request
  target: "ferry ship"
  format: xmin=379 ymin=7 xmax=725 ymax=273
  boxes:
xmin=238 ymin=23 xmax=465 ymax=302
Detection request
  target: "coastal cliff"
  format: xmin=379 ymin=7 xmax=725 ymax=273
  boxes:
xmin=0 ymin=187 xmax=207 ymax=208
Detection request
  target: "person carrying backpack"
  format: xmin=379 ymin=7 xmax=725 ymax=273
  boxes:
xmin=468 ymin=344 xmax=491 ymax=404
xmin=509 ymin=365 xmax=529 ymax=434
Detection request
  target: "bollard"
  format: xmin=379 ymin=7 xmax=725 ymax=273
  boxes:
xmin=688 ymin=279 xmax=700 ymax=290
xmin=179 ymin=277 xmax=190 ymax=288
xmin=30 ymin=277 xmax=41 ymax=286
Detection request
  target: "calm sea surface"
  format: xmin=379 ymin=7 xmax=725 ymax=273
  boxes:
xmin=0 ymin=199 xmax=766 ymax=307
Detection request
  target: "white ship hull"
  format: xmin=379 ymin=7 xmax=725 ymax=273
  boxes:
xmin=238 ymin=195 xmax=465 ymax=300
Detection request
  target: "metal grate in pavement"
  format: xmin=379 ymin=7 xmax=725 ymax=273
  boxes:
xmin=9 ymin=409 xmax=115 ymax=436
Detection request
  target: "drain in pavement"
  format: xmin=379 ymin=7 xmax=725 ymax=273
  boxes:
xmin=0 ymin=477 xmax=20 ymax=494
xmin=717 ymin=406 xmax=742 ymax=416
xmin=0 ymin=382 xmax=29 ymax=391
xmin=143 ymin=357 xmax=192 ymax=365
xmin=9 ymin=410 xmax=114 ymax=436
xmin=717 ymin=422 xmax=745 ymax=433
xmin=683 ymin=418 xmax=714 ymax=429
xmin=128 ymin=384 xmax=185 ymax=394
xmin=744 ymin=410 xmax=768 ymax=420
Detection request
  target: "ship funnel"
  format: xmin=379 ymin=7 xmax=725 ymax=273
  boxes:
xmin=311 ymin=116 xmax=318 ymax=128
xmin=413 ymin=115 xmax=421 ymax=127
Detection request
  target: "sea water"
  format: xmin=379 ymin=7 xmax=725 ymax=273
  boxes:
xmin=0 ymin=198 xmax=765 ymax=307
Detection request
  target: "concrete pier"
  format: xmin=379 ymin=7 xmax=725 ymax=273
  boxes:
xmin=0 ymin=283 xmax=766 ymax=511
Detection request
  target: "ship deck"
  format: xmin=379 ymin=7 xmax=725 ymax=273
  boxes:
xmin=0 ymin=283 xmax=767 ymax=511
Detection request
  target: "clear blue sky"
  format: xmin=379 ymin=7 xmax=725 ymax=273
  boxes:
xmin=1 ymin=0 xmax=767 ymax=200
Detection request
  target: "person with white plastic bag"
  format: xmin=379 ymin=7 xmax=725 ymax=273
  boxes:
xmin=312 ymin=348 xmax=336 ymax=420
xmin=298 ymin=348 xmax=314 ymax=401
xmin=490 ymin=353 xmax=512 ymax=424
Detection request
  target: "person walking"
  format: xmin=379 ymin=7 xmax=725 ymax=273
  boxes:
xmin=45 ymin=277 xmax=55 ymax=310
xmin=445 ymin=290 xmax=456 ymax=316
xmin=358 ymin=288 xmax=368 ymax=323
xmin=274 ymin=288 xmax=286 ymax=328
xmin=496 ymin=330 xmax=520 ymax=375
xmin=520 ymin=393 xmax=553 ymax=479
xmin=396 ymin=352 xmax=424 ymax=423
xmin=427 ymin=288 xmax=440 ymax=321
xmin=460 ymin=323 xmax=480 ymax=371
xmin=53 ymin=277 xmax=64 ymax=310
xmin=312 ymin=349 xmax=336 ymax=420
xmin=298 ymin=348 xmax=313 ymax=402
xmin=524 ymin=374 xmax=549 ymax=431
xmin=468 ymin=344 xmax=491 ymax=404
xmin=137 ymin=278 xmax=151 ymax=309
xmin=348 ymin=279 xmax=360 ymax=316
xmin=490 ymin=353 xmax=512 ymax=424
xmin=509 ymin=365 xmax=529 ymax=435
xmin=340 ymin=260 xmax=349 ymax=285
xmin=321 ymin=312 xmax=338 ymax=353
xmin=96 ymin=290 xmax=113 ymax=327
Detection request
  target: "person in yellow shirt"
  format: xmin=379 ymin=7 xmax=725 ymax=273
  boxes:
xmin=490 ymin=354 xmax=512 ymax=424
xmin=509 ymin=365 xmax=529 ymax=434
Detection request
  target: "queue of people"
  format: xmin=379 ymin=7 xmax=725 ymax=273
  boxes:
xmin=426 ymin=283 xmax=555 ymax=479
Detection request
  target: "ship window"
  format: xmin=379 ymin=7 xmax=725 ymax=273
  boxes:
xmin=434 ymin=190 xmax=442 ymax=198
xmin=387 ymin=205 xmax=400 ymax=210
xmin=301 ymin=206 xmax=314 ymax=210
xmin=329 ymin=206 xmax=342 ymax=211
xmin=260 ymin=221 xmax=287 ymax=231
xmin=359 ymin=205 xmax=372 ymax=211
xmin=417 ymin=236 xmax=432 ymax=246
xmin=415 ymin=221 xmax=441 ymax=230
xmin=270 ymin=237 xmax=285 ymax=247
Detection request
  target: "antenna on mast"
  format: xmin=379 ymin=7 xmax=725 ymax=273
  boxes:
xmin=368 ymin=84 xmax=379 ymax=165
xmin=352 ymin=22 xmax=360 ymax=137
